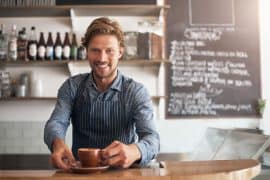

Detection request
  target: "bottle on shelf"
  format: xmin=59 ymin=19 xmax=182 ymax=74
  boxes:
xmin=37 ymin=32 xmax=46 ymax=60
xmin=46 ymin=32 xmax=54 ymax=61
xmin=0 ymin=24 xmax=8 ymax=61
xmin=78 ymin=38 xmax=87 ymax=60
xmin=27 ymin=26 xmax=38 ymax=61
xmin=54 ymin=32 xmax=62 ymax=60
xmin=70 ymin=33 xmax=78 ymax=61
xmin=63 ymin=32 xmax=71 ymax=60
xmin=8 ymin=24 xmax=17 ymax=61
xmin=0 ymin=71 xmax=12 ymax=97
xmin=17 ymin=27 xmax=28 ymax=61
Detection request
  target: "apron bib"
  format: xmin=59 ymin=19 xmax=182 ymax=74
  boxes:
xmin=71 ymin=75 xmax=134 ymax=157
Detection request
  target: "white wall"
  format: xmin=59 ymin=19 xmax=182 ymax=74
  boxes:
xmin=0 ymin=0 xmax=269 ymax=154
xmin=259 ymin=0 xmax=270 ymax=135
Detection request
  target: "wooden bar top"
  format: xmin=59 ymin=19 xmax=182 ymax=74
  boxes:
xmin=0 ymin=159 xmax=261 ymax=180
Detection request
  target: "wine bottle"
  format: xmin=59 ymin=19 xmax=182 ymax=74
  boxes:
xmin=63 ymin=32 xmax=71 ymax=60
xmin=54 ymin=32 xmax=62 ymax=60
xmin=27 ymin=26 xmax=37 ymax=61
xmin=70 ymin=33 xmax=78 ymax=60
xmin=37 ymin=32 xmax=46 ymax=60
xmin=46 ymin=32 xmax=54 ymax=61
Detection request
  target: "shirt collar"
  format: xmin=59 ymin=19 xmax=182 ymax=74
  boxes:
xmin=89 ymin=70 xmax=122 ymax=92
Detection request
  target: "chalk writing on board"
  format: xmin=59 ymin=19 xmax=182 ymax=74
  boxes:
xmin=168 ymin=27 xmax=253 ymax=116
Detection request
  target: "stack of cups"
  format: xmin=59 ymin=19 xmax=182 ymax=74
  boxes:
xmin=31 ymin=79 xmax=43 ymax=97
xmin=16 ymin=73 xmax=30 ymax=97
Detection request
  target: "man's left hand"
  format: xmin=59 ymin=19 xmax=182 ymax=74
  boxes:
xmin=102 ymin=140 xmax=141 ymax=168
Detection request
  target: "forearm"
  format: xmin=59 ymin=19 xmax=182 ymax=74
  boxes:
xmin=135 ymin=132 xmax=160 ymax=166
xmin=44 ymin=99 xmax=72 ymax=152
xmin=44 ymin=119 xmax=67 ymax=152
xmin=130 ymin=84 xmax=160 ymax=166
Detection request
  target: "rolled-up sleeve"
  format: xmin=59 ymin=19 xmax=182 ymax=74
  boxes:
xmin=44 ymin=78 xmax=76 ymax=152
xmin=132 ymin=85 xmax=160 ymax=167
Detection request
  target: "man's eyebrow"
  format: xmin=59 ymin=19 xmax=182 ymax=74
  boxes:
xmin=89 ymin=47 xmax=100 ymax=50
xmin=89 ymin=47 xmax=116 ymax=50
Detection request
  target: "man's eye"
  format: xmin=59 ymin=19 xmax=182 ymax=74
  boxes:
xmin=91 ymin=49 xmax=99 ymax=53
xmin=106 ymin=49 xmax=115 ymax=54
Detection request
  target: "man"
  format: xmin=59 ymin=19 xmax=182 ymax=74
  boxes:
xmin=44 ymin=17 xmax=160 ymax=170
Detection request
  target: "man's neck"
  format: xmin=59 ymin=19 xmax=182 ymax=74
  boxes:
xmin=93 ymin=72 xmax=117 ymax=92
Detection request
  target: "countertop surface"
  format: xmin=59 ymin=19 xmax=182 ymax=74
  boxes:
xmin=0 ymin=159 xmax=261 ymax=180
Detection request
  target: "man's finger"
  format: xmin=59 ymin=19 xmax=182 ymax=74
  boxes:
xmin=107 ymin=155 xmax=122 ymax=167
xmin=104 ymin=140 xmax=120 ymax=150
xmin=65 ymin=150 xmax=76 ymax=165
xmin=58 ymin=158 xmax=70 ymax=170
xmin=106 ymin=145 xmax=121 ymax=158
xmin=103 ymin=141 xmax=121 ymax=158
xmin=51 ymin=153 xmax=69 ymax=170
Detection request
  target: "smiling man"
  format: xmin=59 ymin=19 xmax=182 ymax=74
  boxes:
xmin=44 ymin=17 xmax=160 ymax=170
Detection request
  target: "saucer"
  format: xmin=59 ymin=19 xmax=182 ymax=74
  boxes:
xmin=71 ymin=164 xmax=110 ymax=174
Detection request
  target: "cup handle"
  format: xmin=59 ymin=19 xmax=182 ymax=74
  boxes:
xmin=99 ymin=150 xmax=107 ymax=166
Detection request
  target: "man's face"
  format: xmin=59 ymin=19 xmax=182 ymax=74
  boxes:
xmin=87 ymin=34 xmax=123 ymax=80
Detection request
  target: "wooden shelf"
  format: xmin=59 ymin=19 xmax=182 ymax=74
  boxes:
xmin=0 ymin=60 xmax=69 ymax=66
xmin=0 ymin=96 xmax=165 ymax=101
xmin=69 ymin=59 xmax=170 ymax=66
xmin=0 ymin=59 xmax=170 ymax=67
xmin=120 ymin=59 xmax=170 ymax=65
xmin=0 ymin=5 xmax=169 ymax=17
xmin=151 ymin=95 xmax=167 ymax=100
xmin=0 ymin=97 xmax=57 ymax=101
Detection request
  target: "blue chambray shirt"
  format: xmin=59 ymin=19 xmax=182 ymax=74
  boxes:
xmin=44 ymin=70 xmax=160 ymax=167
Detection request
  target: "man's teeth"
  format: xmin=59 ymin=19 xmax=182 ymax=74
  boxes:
xmin=96 ymin=64 xmax=107 ymax=68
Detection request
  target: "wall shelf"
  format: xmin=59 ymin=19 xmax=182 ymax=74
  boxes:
xmin=0 ymin=4 xmax=169 ymax=116
xmin=0 ymin=96 xmax=165 ymax=101
xmin=0 ymin=60 xmax=69 ymax=67
xmin=69 ymin=59 xmax=170 ymax=66
xmin=0 ymin=97 xmax=57 ymax=101
xmin=151 ymin=96 xmax=167 ymax=100
xmin=0 ymin=5 xmax=169 ymax=17
xmin=0 ymin=59 xmax=170 ymax=67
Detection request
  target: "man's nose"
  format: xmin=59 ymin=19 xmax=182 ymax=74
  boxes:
xmin=99 ymin=51 xmax=107 ymax=61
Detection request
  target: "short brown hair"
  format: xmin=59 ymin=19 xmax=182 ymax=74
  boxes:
xmin=82 ymin=17 xmax=125 ymax=48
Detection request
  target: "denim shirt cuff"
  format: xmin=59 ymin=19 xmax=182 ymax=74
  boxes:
xmin=135 ymin=142 xmax=149 ymax=167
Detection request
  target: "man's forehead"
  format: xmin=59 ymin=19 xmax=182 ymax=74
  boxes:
xmin=88 ymin=35 xmax=120 ymax=48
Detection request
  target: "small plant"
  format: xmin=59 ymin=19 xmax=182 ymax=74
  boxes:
xmin=258 ymin=99 xmax=266 ymax=116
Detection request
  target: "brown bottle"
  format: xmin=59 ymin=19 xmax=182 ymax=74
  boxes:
xmin=70 ymin=33 xmax=78 ymax=60
xmin=54 ymin=32 xmax=62 ymax=60
xmin=37 ymin=32 xmax=46 ymax=60
xmin=17 ymin=28 xmax=27 ymax=61
xmin=78 ymin=38 xmax=86 ymax=60
xmin=62 ymin=32 xmax=70 ymax=60
xmin=46 ymin=32 xmax=54 ymax=61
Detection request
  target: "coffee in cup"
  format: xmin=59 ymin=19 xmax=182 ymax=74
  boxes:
xmin=78 ymin=148 xmax=105 ymax=167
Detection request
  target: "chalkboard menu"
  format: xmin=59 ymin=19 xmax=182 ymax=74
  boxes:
xmin=166 ymin=0 xmax=261 ymax=118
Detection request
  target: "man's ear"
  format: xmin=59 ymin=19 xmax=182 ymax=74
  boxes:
xmin=118 ymin=47 xmax=124 ymax=59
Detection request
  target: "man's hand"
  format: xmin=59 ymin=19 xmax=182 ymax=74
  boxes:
xmin=102 ymin=140 xmax=141 ymax=168
xmin=50 ymin=138 xmax=75 ymax=170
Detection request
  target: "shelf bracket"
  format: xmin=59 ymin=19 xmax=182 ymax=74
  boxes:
xmin=70 ymin=8 xmax=76 ymax=32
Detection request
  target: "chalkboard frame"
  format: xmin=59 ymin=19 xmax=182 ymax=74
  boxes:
xmin=165 ymin=0 xmax=262 ymax=119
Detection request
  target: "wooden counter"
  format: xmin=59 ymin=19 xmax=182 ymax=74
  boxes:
xmin=0 ymin=159 xmax=261 ymax=180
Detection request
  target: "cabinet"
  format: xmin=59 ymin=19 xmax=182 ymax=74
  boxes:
xmin=0 ymin=4 xmax=169 ymax=103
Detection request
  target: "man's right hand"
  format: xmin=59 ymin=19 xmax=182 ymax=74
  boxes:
xmin=50 ymin=138 xmax=75 ymax=170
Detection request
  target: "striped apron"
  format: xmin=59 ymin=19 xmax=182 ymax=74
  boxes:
xmin=71 ymin=75 xmax=136 ymax=158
